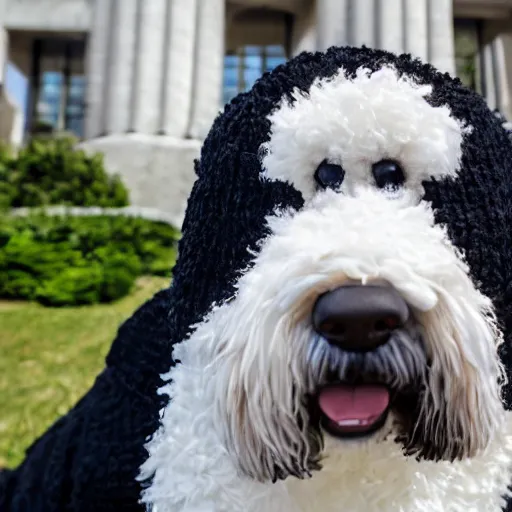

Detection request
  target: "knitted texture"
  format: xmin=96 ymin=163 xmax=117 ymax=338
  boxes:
xmin=1 ymin=46 xmax=511 ymax=511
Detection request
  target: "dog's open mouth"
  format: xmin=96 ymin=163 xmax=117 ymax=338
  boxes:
xmin=317 ymin=383 xmax=391 ymax=437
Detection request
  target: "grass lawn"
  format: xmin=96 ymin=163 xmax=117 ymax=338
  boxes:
xmin=0 ymin=276 xmax=169 ymax=469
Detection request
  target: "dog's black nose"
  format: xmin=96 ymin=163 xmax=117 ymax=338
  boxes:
xmin=312 ymin=285 xmax=409 ymax=352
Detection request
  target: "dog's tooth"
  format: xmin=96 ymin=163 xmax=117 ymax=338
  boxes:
xmin=338 ymin=419 xmax=362 ymax=426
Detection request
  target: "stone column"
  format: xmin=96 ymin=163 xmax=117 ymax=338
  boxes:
xmin=478 ymin=21 xmax=512 ymax=117
xmin=86 ymin=0 xmax=200 ymax=138
xmin=291 ymin=0 xmax=316 ymax=56
xmin=0 ymin=0 xmax=6 ymax=79
xmin=404 ymin=0 xmax=428 ymax=62
xmin=379 ymin=0 xmax=404 ymax=54
xmin=428 ymin=0 xmax=455 ymax=75
xmin=479 ymin=36 xmax=511 ymax=115
xmin=85 ymin=0 xmax=139 ymax=136
xmin=160 ymin=0 xmax=197 ymax=137
xmin=0 ymin=0 xmax=23 ymax=147
xmin=0 ymin=0 xmax=7 ymax=85
xmin=481 ymin=41 xmax=498 ymax=111
xmin=85 ymin=0 xmax=112 ymax=138
xmin=187 ymin=0 xmax=225 ymax=140
xmin=104 ymin=0 xmax=138 ymax=135
xmin=352 ymin=0 xmax=376 ymax=48
xmin=316 ymin=0 xmax=349 ymax=51
xmin=493 ymin=37 xmax=510 ymax=116
xmin=131 ymin=0 xmax=168 ymax=134
xmin=316 ymin=0 xmax=455 ymax=75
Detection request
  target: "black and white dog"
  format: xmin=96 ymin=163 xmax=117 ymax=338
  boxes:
xmin=137 ymin=47 xmax=512 ymax=511
xmin=3 ymin=46 xmax=512 ymax=512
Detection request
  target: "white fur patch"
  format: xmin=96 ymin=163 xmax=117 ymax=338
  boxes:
xmin=139 ymin=189 xmax=510 ymax=512
xmin=284 ymin=426 xmax=512 ymax=512
xmin=261 ymin=66 xmax=471 ymax=202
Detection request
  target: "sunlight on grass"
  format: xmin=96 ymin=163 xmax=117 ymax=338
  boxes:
xmin=0 ymin=276 xmax=169 ymax=469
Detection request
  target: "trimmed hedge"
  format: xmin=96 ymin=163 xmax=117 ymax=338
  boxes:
xmin=0 ymin=135 xmax=129 ymax=210
xmin=0 ymin=214 xmax=179 ymax=306
xmin=0 ymin=143 xmax=15 ymax=210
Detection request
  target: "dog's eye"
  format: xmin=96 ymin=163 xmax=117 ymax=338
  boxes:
xmin=372 ymin=160 xmax=406 ymax=189
xmin=314 ymin=160 xmax=345 ymax=189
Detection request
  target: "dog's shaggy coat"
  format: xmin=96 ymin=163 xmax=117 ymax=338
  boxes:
xmin=1 ymin=46 xmax=512 ymax=512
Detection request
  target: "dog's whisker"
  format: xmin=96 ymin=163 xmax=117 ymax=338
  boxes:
xmin=306 ymin=329 xmax=427 ymax=389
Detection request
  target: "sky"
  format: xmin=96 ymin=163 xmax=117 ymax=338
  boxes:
xmin=5 ymin=61 xmax=29 ymax=127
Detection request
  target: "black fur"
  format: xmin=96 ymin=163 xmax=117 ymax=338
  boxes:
xmin=1 ymin=45 xmax=511 ymax=511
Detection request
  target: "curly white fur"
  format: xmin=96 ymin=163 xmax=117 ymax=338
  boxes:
xmin=261 ymin=66 xmax=472 ymax=202
xmin=138 ymin=189 xmax=511 ymax=512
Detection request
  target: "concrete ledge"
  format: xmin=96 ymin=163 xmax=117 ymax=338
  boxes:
xmin=80 ymin=134 xmax=202 ymax=229
xmin=10 ymin=205 xmax=179 ymax=228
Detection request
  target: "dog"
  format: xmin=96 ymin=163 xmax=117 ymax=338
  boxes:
xmin=137 ymin=47 xmax=512 ymax=511
xmin=2 ymin=46 xmax=512 ymax=512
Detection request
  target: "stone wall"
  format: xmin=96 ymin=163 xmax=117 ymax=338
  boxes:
xmin=81 ymin=134 xmax=201 ymax=229
xmin=291 ymin=0 xmax=316 ymax=55
xmin=5 ymin=0 xmax=91 ymax=32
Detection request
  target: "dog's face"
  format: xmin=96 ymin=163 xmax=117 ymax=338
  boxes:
xmin=163 ymin=48 xmax=512 ymax=487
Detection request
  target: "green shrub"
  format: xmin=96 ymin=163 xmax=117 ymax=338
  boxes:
xmin=93 ymin=245 xmax=142 ymax=302
xmin=0 ymin=143 xmax=15 ymax=211
xmin=0 ymin=135 xmax=129 ymax=209
xmin=147 ymin=246 xmax=178 ymax=277
xmin=0 ymin=214 xmax=179 ymax=306
xmin=36 ymin=265 xmax=104 ymax=306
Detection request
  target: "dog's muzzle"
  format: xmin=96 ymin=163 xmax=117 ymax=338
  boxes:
xmin=310 ymin=283 xmax=417 ymax=439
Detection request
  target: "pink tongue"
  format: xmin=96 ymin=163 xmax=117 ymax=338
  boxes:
xmin=318 ymin=384 xmax=390 ymax=426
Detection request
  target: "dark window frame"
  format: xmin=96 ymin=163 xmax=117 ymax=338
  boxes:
xmin=223 ymin=44 xmax=288 ymax=105
xmin=453 ymin=18 xmax=484 ymax=93
xmin=223 ymin=10 xmax=294 ymax=106
xmin=28 ymin=36 xmax=87 ymax=139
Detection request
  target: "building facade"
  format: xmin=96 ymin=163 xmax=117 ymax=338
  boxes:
xmin=0 ymin=0 xmax=511 ymax=226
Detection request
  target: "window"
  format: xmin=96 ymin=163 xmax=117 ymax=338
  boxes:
xmin=29 ymin=37 xmax=86 ymax=138
xmin=66 ymin=76 xmax=86 ymax=137
xmin=454 ymin=19 xmax=482 ymax=93
xmin=223 ymin=45 xmax=288 ymax=105
xmin=37 ymin=71 xmax=63 ymax=129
